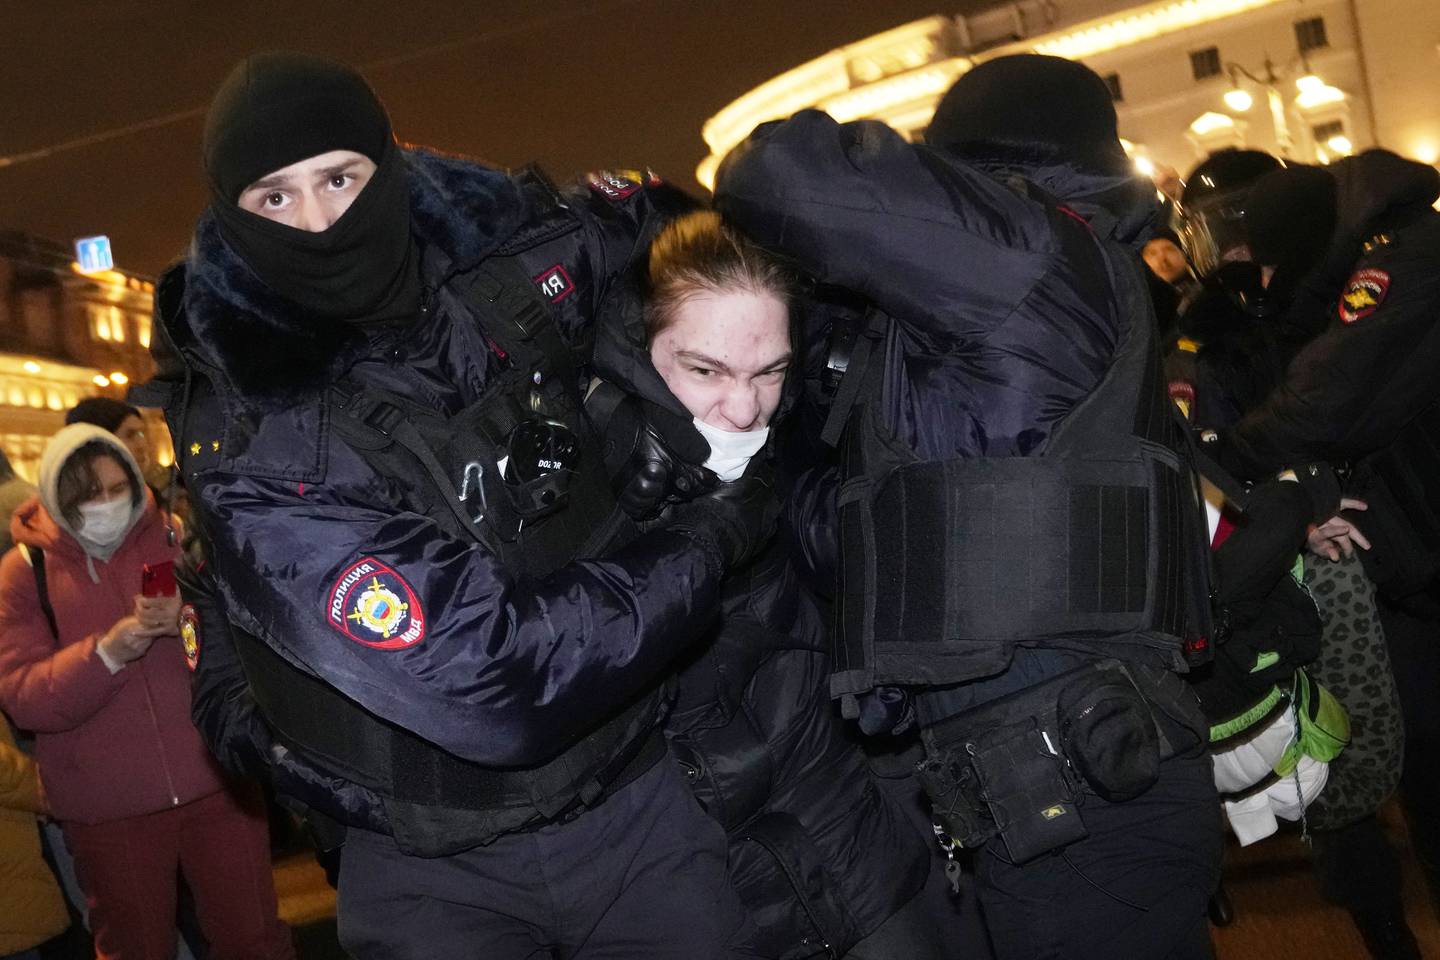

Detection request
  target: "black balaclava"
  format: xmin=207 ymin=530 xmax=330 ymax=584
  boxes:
xmin=202 ymin=52 xmax=419 ymax=323
xmin=926 ymin=55 xmax=1156 ymax=246
xmin=927 ymin=54 xmax=1128 ymax=174
xmin=1243 ymin=165 xmax=1338 ymax=281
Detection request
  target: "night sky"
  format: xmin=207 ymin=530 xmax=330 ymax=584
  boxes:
xmin=1 ymin=1 xmax=974 ymax=277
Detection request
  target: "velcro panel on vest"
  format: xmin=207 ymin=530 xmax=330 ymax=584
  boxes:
xmin=846 ymin=454 xmax=1174 ymax=686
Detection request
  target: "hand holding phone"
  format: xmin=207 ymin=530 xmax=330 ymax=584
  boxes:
xmin=141 ymin=560 xmax=177 ymax=598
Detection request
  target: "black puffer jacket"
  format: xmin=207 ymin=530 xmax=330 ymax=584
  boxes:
xmin=1222 ymin=151 xmax=1440 ymax=472
xmin=715 ymin=111 xmax=1194 ymax=722
xmin=590 ymin=266 xmax=931 ymax=959
xmin=147 ymin=152 xmax=733 ymax=815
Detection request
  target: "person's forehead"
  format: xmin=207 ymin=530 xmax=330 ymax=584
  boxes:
xmin=668 ymin=291 xmax=788 ymax=340
xmin=244 ymin=149 xmax=373 ymax=190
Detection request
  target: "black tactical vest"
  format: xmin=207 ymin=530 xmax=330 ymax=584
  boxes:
xmin=829 ymin=221 xmax=1213 ymax=715
xmin=163 ymin=195 xmax=661 ymax=857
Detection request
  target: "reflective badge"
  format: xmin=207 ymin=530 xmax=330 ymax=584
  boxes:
xmin=327 ymin=558 xmax=426 ymax=650
xmin=586 ymin=170 xmax=640 ymax=202
xmin=1338 ymin=268 xmax=1390 ymax=324
xmin=534 ymin=264 xmax=574 ymax=302
xmin=180 ymin=604 xmax=200 ymax=672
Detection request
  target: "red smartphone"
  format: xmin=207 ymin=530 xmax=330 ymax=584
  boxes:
xmin=141 ymin=560 xmax=177 ymax=598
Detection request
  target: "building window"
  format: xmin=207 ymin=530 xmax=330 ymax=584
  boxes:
xmin=87 ymin=303 xmax=125 ymax=343
xmin=1295 ymin=17 xmax=1328 ymax=52
xmin=1191 ymin=47 xmax=1222 ymax=80
xmin=137 ymin=313 xmax=152 ymax=349
xmin=1103 ymin=72 xmax=1124 ymax=102
xmin=1312 ymin=119 xmax=1345 ymax=141
xmin=87 ymin=303 xmax=111 ymax=341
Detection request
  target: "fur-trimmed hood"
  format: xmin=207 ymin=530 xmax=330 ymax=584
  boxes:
xmin=164 ymin=148 xmax=527 ymax=406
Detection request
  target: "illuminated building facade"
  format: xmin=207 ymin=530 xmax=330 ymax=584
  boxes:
xmin=0 ymin=231 xmax=166 ymax=480
xmin=698 ymin=0 xmax=1440 ymax=190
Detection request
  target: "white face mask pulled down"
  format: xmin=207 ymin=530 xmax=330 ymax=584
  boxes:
xmin=693 ymin=418 xmax=769 ymax=482
xmin=78 ymin=497 xmax=135 ymax=551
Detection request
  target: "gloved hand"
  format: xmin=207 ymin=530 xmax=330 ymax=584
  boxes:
xmin=666 ymin=467 xmax=780 ymax=569
xmin=599 ymin=392 xmax=717 ymax=520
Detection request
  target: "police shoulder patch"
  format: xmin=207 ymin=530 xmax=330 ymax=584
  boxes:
xmin=586 ymin=170 xmax=640 ymax=202
xmin=180 ymin=604 xmax=201 ymax=672
xmin=1338 ymin=268 xmax=1390 ymax=324
xmin=327 ymin=558 xmax=426 ymax=650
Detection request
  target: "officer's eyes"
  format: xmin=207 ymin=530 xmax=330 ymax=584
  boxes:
xmin=329 ymin=174 xmax=356 ymax=190
xmin=688 ymin=366 xmax=717 ymax=378
xmin=263 ymin=192 xmax=288 ymax=209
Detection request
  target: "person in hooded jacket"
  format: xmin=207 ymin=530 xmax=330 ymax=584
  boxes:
xmin=591 ymin=209 xmax=944 ymax=959
xmin=0 ymin=424 xmax=292 ymax=960
xmin=145 ymin=51 xmax=773 ymax=958
xmin=715 ymin=54 xmax=1221 ymax=959
xmin=1208 ymin=148 xmax=1440 ymax=953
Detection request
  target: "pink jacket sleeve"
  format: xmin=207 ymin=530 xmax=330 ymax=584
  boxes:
xmin=0 ymin=550 xmax=126 ymax=733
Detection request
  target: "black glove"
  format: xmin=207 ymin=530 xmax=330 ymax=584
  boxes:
xmin=666 ymin=467 xmax=780 ymax=569
xmin=598 ymin=391 xmax=717 ymax=520
xmin=1290 ymin=462 xmax=1343 ymax=524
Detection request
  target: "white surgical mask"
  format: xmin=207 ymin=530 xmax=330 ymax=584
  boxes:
xmin=693 ymin=418 xmax=769 ymax=482
xmin=78 ymin=497 xmax=134 ymax=549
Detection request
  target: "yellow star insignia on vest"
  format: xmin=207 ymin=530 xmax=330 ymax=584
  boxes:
xmin=189 ymin=442 xmax=201 ymax=456
xmin=211 ymin=440 xmax=220 ymax=452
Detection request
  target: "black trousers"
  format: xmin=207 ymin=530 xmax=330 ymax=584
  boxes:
xmin=335 ymin=759 xmax=758 ymax=960
xmin=972 ymin=750 xmax=1222 ymax=960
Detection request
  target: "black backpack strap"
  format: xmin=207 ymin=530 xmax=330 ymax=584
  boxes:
xmin=20 ymin=545 xmax=58 ymax=641
xmin=820 ymin=308 xmax=889 ymax=449
xmin=329 ymin=385 xmax=515 ymax=551
xmin=464 ymin=256 xmax=583 ymax=385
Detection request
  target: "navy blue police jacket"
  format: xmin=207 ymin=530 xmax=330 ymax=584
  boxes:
xmin=151 ymin=150 xmax=727 ymax=769
xmin=714 ymin=110 xmax=1168 ymax=717
xmin=1222 ymin=151 xmax=1440 ymax=473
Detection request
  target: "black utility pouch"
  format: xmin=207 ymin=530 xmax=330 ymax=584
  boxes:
xmin=1057 ymin=663 xmax=1161 ymax=802
xmin=968 ymin=719 xmax=1087 ymax=864
xmin=916 ymin=748 xmax=993 ymax=850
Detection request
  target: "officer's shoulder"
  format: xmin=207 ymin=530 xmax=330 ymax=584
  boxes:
xmin=562 ymin=168 xmax=698 ymax=224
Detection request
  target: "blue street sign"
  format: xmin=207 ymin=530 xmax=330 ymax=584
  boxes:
xmin=75 ymin=235 xmax=114 ymax=274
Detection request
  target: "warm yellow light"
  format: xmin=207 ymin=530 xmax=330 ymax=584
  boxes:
xmin=109 ymin=372 xmax=129 ymax=385
xmin=69 ymin=263 xmax=130 ymax=286
xmin=22 ymin=361 xmax=41 ymax=374
xmin=1295 ymin=74 xmax=1325 ymax=95
xmin=1296 ymin=83 xmax=1345 ymax=110
xmin=1224 ymin=88 xmax=1254 ymax=112
xmin=1411 ymin=140 xmax=1439 ymax=165
xmin=821 ymin=63 xmax=964 ymax=124
xmin=1032 ymin=0 xmax=1284 ymax=60
xmin=1190 ymin=112 xmax=1236 ymax=136
xmin=1327 ymin=135 xmax=1353 ymax=156
xmin=92 ymin=374 xmax=111 ymax=387
xmin=1134 ymin=156 xmax=1156 ymax=178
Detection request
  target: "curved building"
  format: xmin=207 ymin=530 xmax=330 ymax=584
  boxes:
xmin=699 ymin=0 xmax=1440 ymax=189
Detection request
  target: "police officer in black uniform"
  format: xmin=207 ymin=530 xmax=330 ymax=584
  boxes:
xmin=142 ymin=52 xmax=772 ymax=958
xmin=715 ymin=55 xmax=1221 ymax=960
xmin=1210 ymin=149 xmax=1440 ymax=959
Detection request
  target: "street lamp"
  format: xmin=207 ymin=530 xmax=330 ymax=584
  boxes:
xmin=1225 ymin=57 xmax=1305 ymax=158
